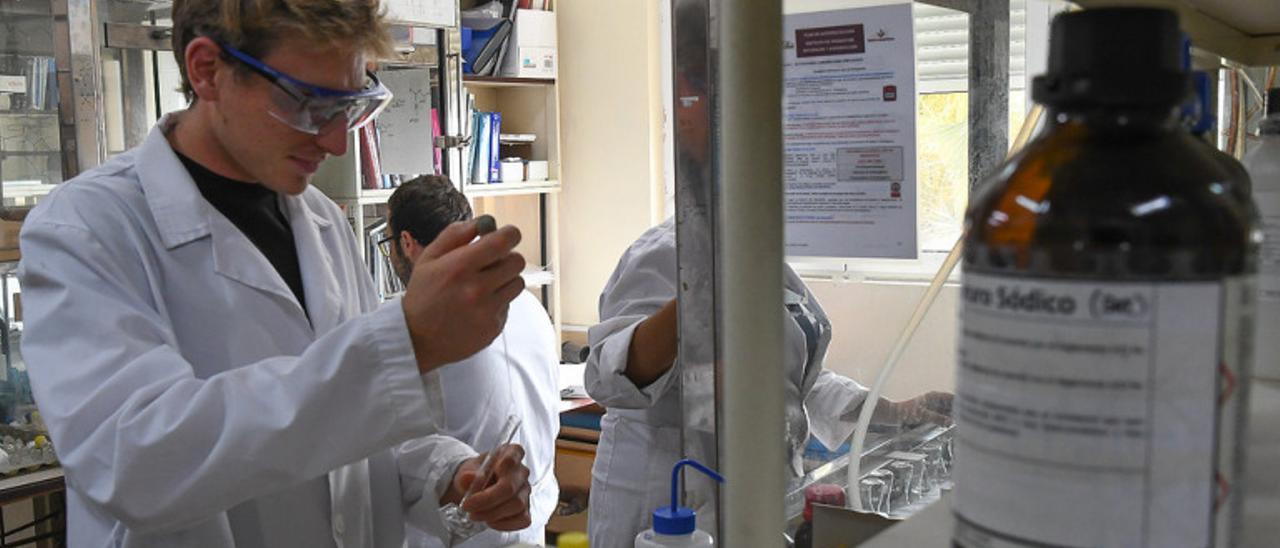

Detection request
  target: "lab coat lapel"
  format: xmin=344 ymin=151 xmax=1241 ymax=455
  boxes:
xmin=284 ymin=195 xmax=343 ymax=335
xmin=136 ymin=115 xmax=309 ymax=323
xmin=207 ymin=212 xmax=308 ymax=320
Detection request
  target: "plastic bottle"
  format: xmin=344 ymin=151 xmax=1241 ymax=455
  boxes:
xmin=634 ymin=460 xmax=723 ymax=548
xmin=792 ymin=484 xmax=846 ymax=548
xmin=1244 ymin=88 xmax=1280 ymax=381
xmin=956 ymin=8 xmax=1255 ymax=548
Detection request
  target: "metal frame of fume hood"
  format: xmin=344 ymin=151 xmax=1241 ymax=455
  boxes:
xmin=669 ymin=0 xmax=1012 ymax=543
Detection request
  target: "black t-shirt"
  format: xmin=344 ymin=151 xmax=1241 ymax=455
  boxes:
xmin=176 ymin=152 xmax=308 ymax=317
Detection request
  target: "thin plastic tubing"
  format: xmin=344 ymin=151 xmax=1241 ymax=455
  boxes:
xmin=670 ymin=459 xmax=725 ymax=513
xmin=846 ymin=103 xmax=1044 ymax=509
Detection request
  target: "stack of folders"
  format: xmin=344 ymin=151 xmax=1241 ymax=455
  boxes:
xmin=468 ymin=108 xmax=503 ymax=184
xmin=364 ymin=218 xmax=405 ymax=300
xmin=461 ymin=0 xmax=517 ymax=76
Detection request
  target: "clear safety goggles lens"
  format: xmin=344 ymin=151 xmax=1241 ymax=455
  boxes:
xmin=264 ymin=78 xmax=391 ymax=135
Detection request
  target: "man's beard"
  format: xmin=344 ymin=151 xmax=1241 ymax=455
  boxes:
xmin=393 ymin=251 xmax=414 ymax=286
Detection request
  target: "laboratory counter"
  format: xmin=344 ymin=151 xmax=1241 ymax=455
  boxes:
xmin=862 ymin=379 xmax=1280 ymax=546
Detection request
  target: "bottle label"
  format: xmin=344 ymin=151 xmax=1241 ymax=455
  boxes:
xmin=1254 ymin=190 xmax=1280 ymax=303
xmin=953 ymin=274 xmax=1253 ymax=548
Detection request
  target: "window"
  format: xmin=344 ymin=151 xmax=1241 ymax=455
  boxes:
xmin=788 ymin=0 xmax=1049 ymax=281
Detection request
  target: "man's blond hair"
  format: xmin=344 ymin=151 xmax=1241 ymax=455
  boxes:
xmin=172 ymin=0 xmax=394 ymax=99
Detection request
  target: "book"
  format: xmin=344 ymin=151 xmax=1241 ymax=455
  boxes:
xmin=359 ymin=124 xmax=383 ymax=190
xmin=471 ymin=111 xmax=492 ymax=183
xmin=488 ymin=112 xmax=502 ymax=183
xmin=431 ymin=108 xmax=443 ymax=175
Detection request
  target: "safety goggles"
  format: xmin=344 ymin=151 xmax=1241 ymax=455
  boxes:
xmin=217 ymin=41 xmax=392 ymax=135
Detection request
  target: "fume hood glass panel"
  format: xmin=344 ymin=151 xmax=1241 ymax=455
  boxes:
xmin=1 ymin=0 xmax=63 ymax=214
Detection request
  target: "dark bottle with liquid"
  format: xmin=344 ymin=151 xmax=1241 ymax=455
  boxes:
xmin=954 ymin=8 xmax=1255 ymax=548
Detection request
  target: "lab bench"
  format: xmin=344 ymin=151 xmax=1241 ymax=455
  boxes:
xmin=0 ymin=467 xmax=64 ymax=547
xmin=548 ymin=397 xmax=603 ymax=536
xmin=859 ymin=379 xmax=1280 ymax=546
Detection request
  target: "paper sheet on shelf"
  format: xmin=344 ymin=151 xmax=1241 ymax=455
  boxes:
xmin=376 ymin=68 xmax=435 ymax=176
xmin=385 ymin=0 xmax=455 ymax=28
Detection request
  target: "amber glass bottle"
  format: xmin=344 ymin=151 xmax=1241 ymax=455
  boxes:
xmin=954 ymin=8 xmax=1255 ymax=548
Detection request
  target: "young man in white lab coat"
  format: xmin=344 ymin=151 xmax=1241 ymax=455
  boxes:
xmin=17 ymin=1 xmax=533 ymax=546
xmin=385 ymin=176 xmax=561 ymax=547
xmin=584 ymin=218 xmax=952 ymax=546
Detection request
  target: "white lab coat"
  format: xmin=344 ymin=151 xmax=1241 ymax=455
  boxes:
xmin=584 ymin=219 xmax=867 ymax=547
xmin=17 ymin=117 xmax=475 ymax=548
xmin=404 ymin=291 xmax=560 ymax=547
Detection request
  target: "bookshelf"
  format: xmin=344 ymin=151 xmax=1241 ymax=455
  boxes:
xmin=461 ymin=49 xmax=563 ymax=338
xmin=311 ymin=9 xmax=565 ymax=338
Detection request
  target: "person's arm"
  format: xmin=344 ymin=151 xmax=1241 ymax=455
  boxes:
xmin=583 ymin=227 xmax=683 ymax=409
xmin=622 ymin=299 xmax=678 ymax=388
xmin=869 ymin=391 xmax=953 ymax=427
xmin=807 ymin=372 xmax=953 ymax=449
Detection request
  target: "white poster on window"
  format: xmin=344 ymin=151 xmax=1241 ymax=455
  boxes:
xmin=784 ymin=3 xmax=917 ymax=259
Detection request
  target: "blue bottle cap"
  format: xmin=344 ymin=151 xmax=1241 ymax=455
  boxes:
xmin=1190 ymin=71 xmax=1216 ymax=135
xmin=653 ymin=505 xmax=698 ymax=535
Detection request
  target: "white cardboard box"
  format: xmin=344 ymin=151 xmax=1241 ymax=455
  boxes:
xmin=500 ymin=9 xmax=557 ymax=78
xmin=0 ymin=75 xmax=26 ymax=94
xmin=526 ymin=160 xmax=549 ymax=181
xmin=500 ymin=160 xmax=525 ymax=183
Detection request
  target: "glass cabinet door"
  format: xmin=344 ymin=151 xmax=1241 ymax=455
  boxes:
xmin=1 ymin=0 xmax=63 ymax=217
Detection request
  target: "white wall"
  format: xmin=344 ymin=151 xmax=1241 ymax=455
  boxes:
xmin=807 ymin=280 xmax=958 ymax=400
xmin=556 ymin=0 xmax=667 ymax=329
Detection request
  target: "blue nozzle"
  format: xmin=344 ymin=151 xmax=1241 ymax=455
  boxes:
xmin=1180 ymin=70 xmax=1217 ymax=136
xmin=653 ymin=459 xmax=724 ymax=536
xmin=670 ymin=459 xmax=724 ymax=513
xmin=1180 ymin=33 xmax=1192 ymax=73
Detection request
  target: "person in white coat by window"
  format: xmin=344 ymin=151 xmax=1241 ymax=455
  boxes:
xmin=385 ymin=176 xmax=561 ymax=547
xmin=17 ymin=2 xmax=532 ymax=546
xmin=584 ymin=218 xmax=951 ymax=546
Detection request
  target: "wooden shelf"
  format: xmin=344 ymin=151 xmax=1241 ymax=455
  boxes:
xmin=1074 ymin=0 xmax=1280 ymax=66
xmin=463 ymin=76 xmax=556 ymax=88
xmin=356 ymin=188 xmax=396 ymax=205
xmin=464 ymin=179 xmax=559 ymax=197
xmin=0 ymin=0 xmax=52 ymax=18
xmin=0 ymin=467 xmax=63 ymax=505
xmin=327 ymin=189 xmax=396 ymax=205
xmin=0 ymin=150 xmax=60 ymax=157
xmin=332 ymin=183 xmax=561 ymax=204
xmin=0 ymin=111 xmax=58 ymax=117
